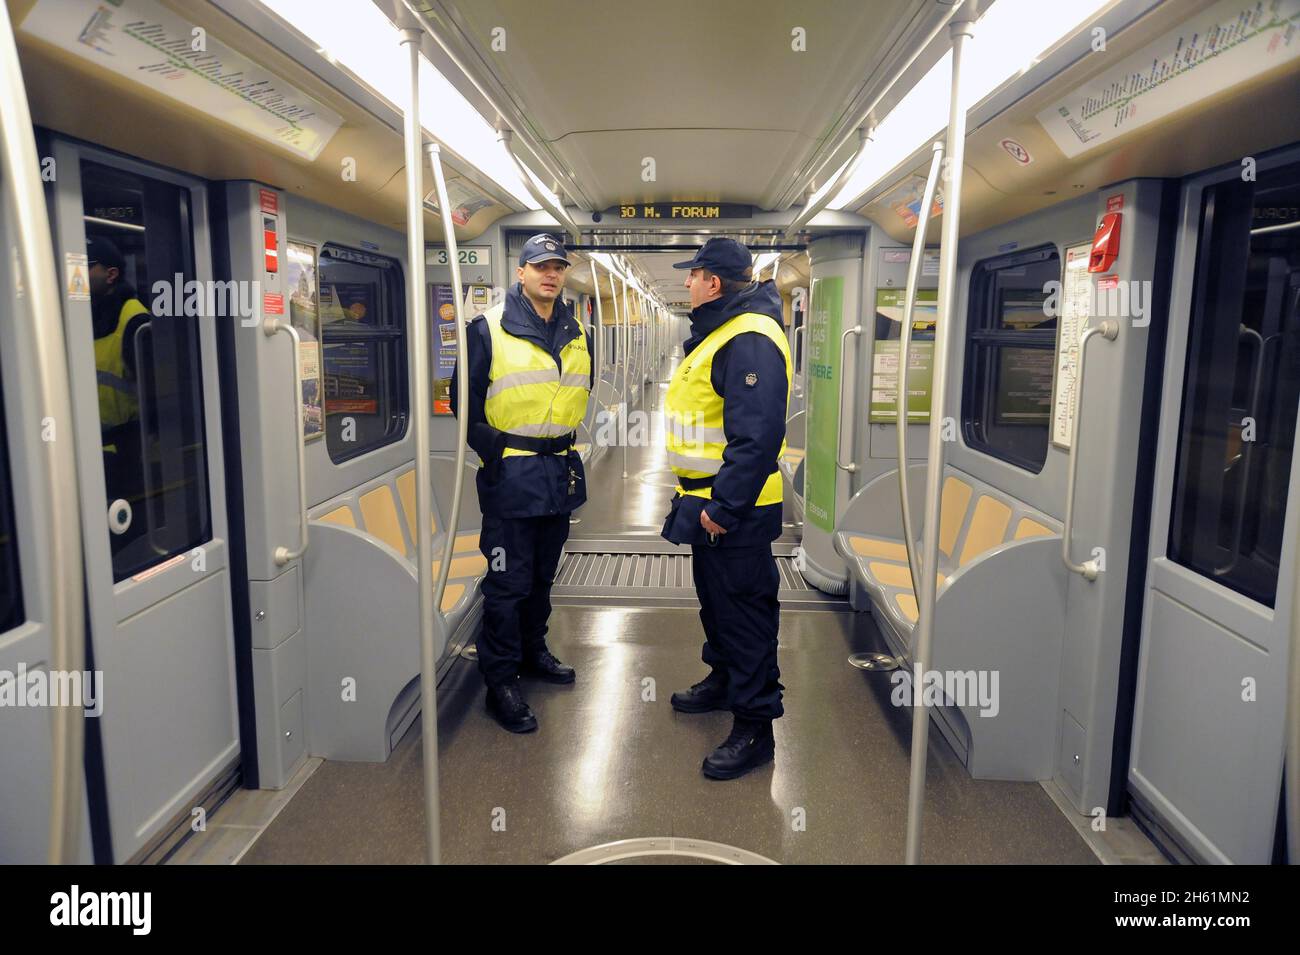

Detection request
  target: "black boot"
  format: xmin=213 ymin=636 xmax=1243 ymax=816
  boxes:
xmin=702 ymin=717 xmax=775 ymax=780
xmin=485 ymin=682 xmax=538 ymax=733
xmin=521 ymin=648 xmax=575 ymax=684
xmin=670 ymin=670 xmax=728 ymax=713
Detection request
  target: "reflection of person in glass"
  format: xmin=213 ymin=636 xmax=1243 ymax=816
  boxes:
xmin=87 ymin=235 xmax=150 ymax=543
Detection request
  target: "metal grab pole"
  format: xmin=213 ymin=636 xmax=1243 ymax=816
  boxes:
xmin=0 ymin=0 xmax=85 ymax=865
xmin=905 ymin=4 xmax=976 ymax=866
xmin=427 ymin=142 xmax=471 ymax=689
xmin=606 ymin=268 xmax=622 ymax=457
xmin=586 ymin=261 xmax=606 ymax=438
xmin=400 ymin=29 xmax=440 ymax=866
xmin=620 ymin=274 xmax=630 ymax=479
xmin=895 ymin=141 xmax=945 ymax=597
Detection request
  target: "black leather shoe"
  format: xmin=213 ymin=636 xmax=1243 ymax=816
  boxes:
xmin=522 ymin=649 xmax=575 ymax=684
xmin=702 ymin=717 xmax=775 ymax=780
xmin=670 ymin=671 xmax=728 ymax=713
xmin=485 ymin=683 xmax=538 ymax=733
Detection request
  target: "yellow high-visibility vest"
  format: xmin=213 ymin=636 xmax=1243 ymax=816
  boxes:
xmin=95 ymin=297 xmax=148 ymax=430
xmin=664 ymin=312 xmax=790 ymax=505
xmin=483 ymin=304 xmax=591 ymax=458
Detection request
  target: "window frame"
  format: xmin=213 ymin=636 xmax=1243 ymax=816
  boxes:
xmin=317 ymin=242 xmax=409 ymax=464
xmin=961 ymin=243 xmax=1060 ymax=474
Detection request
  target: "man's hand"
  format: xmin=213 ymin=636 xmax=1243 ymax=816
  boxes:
xmin=700 ymin=508 xmax=727 ymax=536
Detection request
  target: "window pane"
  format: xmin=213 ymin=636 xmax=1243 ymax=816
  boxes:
xmin=0 ymin=351 xmax=25 ymax=633
xmin=81 ymin=160 xmax=212 ymax=582
xmin=963 ymin=247 xmax=1059 ymax=472
xmin=1169 ymin=162 xmax=1300 ymax=607
xmin=318 ymin=244 xmax=407 ymax=462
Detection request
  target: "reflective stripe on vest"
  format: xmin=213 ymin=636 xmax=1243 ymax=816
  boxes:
xmin=95 ymin=297 xmax=148 ymax=430
xmin=482 ymin=304 xmax=591 ymax=458
xmin=664 ymin=312 xmax=791 ymax=505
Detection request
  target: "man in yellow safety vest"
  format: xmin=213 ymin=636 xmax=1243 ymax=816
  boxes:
xmin=662 ymin=237 xmax=791 ymax=780
xmin=452 ymin=234 xmax=592 ymax=733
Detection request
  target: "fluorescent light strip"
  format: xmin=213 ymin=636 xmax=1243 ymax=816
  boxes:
xmin=828 ymin=0 xmax=1111 ymax=210
xmin=256 ymin=0 xmax=542 ymax=210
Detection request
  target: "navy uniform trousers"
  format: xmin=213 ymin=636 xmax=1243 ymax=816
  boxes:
xmin=476 ymin=512 xmax=571 ymax=687
xmin=690 ymin=541 xmax=784 ymax=720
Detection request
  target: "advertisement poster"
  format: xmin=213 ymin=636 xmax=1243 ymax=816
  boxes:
xmin=805 ymin=276 xmax=843 ymax=533
xmin=319 ymin=281 xmax=379 ymax=415
xmin=425 ymin=178 xmax=497 ymax=226
xmin=869 ymin=288 xmax=937 ymax=423
xmin=285 ymin=241 xmax=323 ymax=440
xmin=432 ymin=284 xmax=459 ymax=415
xmin=431 ymin=284 xmax=493 ymax=414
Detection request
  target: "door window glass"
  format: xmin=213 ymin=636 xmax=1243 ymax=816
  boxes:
xmin=318 ymin=244 xmax=408 ymax=461
xmin=1169 ymin=161 xmax=1300 ymax=607
xmin=81 ymin=160 xmax=212 ymax=582
xmin=962 ymin=246 xmax=1059 ymax=472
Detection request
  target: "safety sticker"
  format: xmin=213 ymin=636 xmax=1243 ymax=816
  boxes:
xmin=263 ymin=292 xmax=284 ymax=315
xmin=65 ymin=252 xmax=90 ymax=301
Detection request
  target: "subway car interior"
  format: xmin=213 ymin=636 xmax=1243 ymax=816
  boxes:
xmin=2 ymin=0 xmax=1299 ymax=870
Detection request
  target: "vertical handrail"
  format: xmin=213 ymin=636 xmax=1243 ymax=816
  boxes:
xmin=0 ymin=0 xmax=86 ymax=864
xmin=793 ymin=323 xmax=807 ymax=396
xmin=606 ymin=268 xmax=622 ymax=449
xmin=1062 ymin=320 xmax=1120 ymax=581
xmin=834 ymin=325 xmax=862 ymax=472
xmin=262 ymin=320 xmax=309 ymax=566
xmin=620 ymin=274 xmax=630 ymax=479
xmin=400 ymin=29 xmax=440 ymax=866
xmin=905 ymin=3 xmax=976 ymax=866
xmin=587 ymin=262 xmax=606 ymax=437
xmin=895 ymin=141 xmax=945 ymax=597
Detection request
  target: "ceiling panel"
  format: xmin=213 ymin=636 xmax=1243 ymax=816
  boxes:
xmin=427 ymin=0 xmax=937 ymax=210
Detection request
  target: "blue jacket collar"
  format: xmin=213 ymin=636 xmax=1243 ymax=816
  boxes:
xmin=684 ymin=279 xmax=784 ymax=355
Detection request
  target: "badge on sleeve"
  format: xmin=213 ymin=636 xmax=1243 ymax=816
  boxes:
xmin=744 ymin=372 xmax=758 ymax=387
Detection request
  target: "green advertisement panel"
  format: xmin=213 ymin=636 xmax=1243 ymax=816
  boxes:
xmin=869 ymin=287 xmax=938 ymax=423
xmin=805 ymin=276 xmax=843 ymax=533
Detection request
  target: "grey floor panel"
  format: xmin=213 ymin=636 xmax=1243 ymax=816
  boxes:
xmin=238 ymin=606 xmax=1099 ymax=865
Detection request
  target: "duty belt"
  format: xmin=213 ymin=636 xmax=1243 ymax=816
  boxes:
xmin=676 ymin=468 xmax=779 ymax=492
xmin=502 ymin=431 xmax=576 ymax=455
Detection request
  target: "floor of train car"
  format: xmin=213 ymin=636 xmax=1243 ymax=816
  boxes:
xmin=177 ymin=367 xmax=1157 ymax=864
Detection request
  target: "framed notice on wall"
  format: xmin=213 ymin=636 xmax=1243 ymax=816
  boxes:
xmin=1050 ymin=242 xmax=1094 ymax=449
xmin=285 ymin=240 xmax=324 ymax=441
xmin=869 ymin=287 xmax=937 ymax=423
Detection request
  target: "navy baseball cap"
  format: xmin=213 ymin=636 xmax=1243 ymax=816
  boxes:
xmin=518 ymin=233 xmax=571 ymax=267
xmin=672 ymin=236 xmax=753 ymax=283
xmin=86 ymin=235 xmax=126 ymax=270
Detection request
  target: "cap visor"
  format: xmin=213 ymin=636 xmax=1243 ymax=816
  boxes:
xmin=523 ymin=255 xmax=571 ymax=265
xmin=671 ymin=259 xmax=701 ymax=270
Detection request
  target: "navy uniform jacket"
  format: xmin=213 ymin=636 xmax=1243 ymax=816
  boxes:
xmin=451 ymin=282 xmax=594 ymax=519
xmin=661 ymin=280 xmax=789 ymax=547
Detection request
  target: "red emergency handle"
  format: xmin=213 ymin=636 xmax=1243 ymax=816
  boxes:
xmin=1089 ymin=212 xmax=1121 ymax=273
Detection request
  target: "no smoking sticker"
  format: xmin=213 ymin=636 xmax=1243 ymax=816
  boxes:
xmin=1000 ymin=138 xmax=1032 ymax=165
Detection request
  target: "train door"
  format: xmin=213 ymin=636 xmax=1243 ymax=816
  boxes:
xmin=46 ymin=138 xmax=240 ymax=862
xmin=1129 ymin=153 xmax=1300 ymax=863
